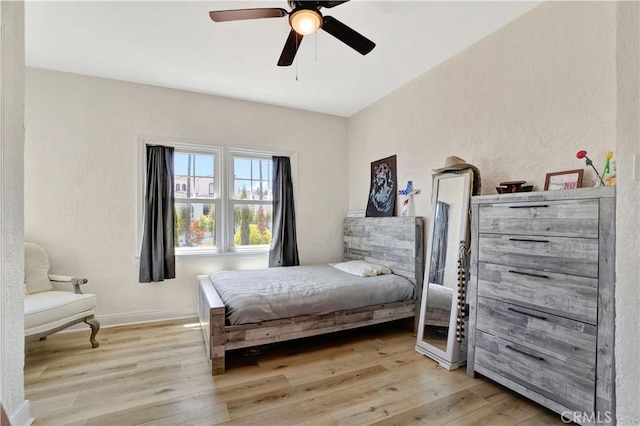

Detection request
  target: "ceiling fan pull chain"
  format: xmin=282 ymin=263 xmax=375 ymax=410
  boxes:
xmin=315 ymin=32 xmax=318 ymax=62
xmin=295 ymin=34 xmax=299 ymax=81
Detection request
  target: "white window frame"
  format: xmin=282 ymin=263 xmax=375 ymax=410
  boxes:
xmin=227 ymin=148 xmax=276 ymax=254
xmin=137 ymin=136 xmax=295 ymax=258
xmin=173 ymin=146 xmax=222 ymax=255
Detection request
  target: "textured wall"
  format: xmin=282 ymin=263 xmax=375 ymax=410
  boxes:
xmin=0 ymin=1 xmax=27 ymax=420
xmin=615 ymin=2 xmax=640 ymax=424
xmin=25 ymin=69 xmax=348 ymax=324
xmin=348 ymin=2 xmax=616 ymax=217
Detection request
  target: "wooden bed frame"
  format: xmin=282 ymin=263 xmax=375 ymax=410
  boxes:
xmin=197 ymin=216 xmax=424 ymax=375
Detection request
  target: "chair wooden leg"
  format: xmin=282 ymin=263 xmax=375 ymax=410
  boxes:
xmin=84 ymin=317 xmax=100 ymax=348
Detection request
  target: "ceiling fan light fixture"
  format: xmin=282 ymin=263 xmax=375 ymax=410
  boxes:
xmin=289 ymin=9 xmax=322 ymax=35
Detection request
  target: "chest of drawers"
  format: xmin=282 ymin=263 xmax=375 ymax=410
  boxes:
xmin=466 ymin=187 xmax=615 ymax=425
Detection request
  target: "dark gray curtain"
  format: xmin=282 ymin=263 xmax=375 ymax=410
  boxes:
xmin=269 ymin=156 xmax=299 ymax=267
xmin=428 ymin=201 xmax=449 ymax=285
xmin=139 ymin=145 xmax=175 ymax=283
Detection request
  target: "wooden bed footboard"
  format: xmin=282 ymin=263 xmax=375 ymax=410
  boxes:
xmin=197 ymin=275 xmax=226 ymax=375
xmin=198 ymin=274 xmax=415 ymax=375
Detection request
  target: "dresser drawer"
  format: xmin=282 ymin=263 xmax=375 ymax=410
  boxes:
xmin=478 ymin=234 xmax=598 ymax=278
xmin=475 ymin=331 xmax=595 ymax=413
xmin=477 ymin=263 xmax=597 ymax=324
xmin=478 ymin=199 xmax=598 ymax=238
xmin=476 ymin=297 xmax=597 ymax=367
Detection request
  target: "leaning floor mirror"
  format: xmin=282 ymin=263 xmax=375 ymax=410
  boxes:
xmin=415 ymin=171 xmax=473 ymax=370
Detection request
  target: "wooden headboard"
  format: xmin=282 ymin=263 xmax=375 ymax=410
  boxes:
xmin=343 ymin=217 xmax=425 ymax=299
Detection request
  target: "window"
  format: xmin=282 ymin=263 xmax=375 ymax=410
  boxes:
xmin=230 ymin=154 xmax=273 ymax=250
xmin=139 ymin=139 xmax=290 ymax=256
xmin=174 ymin=151 xmax=218 ymax=251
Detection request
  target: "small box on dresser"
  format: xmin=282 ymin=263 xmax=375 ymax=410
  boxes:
xmin=466 ymin=187 xmax=615 ymax=425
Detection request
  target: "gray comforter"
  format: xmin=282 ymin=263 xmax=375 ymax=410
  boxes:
xmin=209 ymin=264 xmax=415 ymax=325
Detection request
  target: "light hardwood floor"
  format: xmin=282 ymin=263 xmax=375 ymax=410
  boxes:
xmin=25 ymin=318 xmax=564 ymax=425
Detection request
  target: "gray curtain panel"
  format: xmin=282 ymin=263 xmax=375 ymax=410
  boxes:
xmin=269 ymin=156 xmax=300 ymax=267
xmin=139 ymin=145 xmax=176 ymax=283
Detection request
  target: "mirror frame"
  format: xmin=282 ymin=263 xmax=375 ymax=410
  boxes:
xmin=415 ymin=171 xmax=472 ymax=370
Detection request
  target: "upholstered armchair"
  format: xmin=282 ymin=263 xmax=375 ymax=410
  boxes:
xmin=24 ymin=242 xmax=100 ymax=348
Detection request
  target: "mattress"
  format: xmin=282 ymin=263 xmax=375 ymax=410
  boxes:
xmin=210 ymin=264 xmax=415 ymax=325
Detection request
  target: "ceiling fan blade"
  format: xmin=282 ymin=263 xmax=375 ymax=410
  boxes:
xmin=321 ymin=16 xmax=375 ymax=55
xmin=318 ymin=1 xmax=349 ymax=8
xmin=209 ymin=8 xmax=287 ymax=22
xmin=278 ymin=29 xmax=304 ymax=67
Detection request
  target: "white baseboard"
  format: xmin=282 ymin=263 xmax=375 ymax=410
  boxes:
xmin=10 ymin=400 xmax=32 ymax=426
xmin=98 ymin=307 xmax=198 ymax=328
xmin=58 ymin=307 xmax=198 ymax=333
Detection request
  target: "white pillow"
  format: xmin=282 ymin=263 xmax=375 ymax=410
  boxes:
xmin=329 ymin=260 xmax=392 ymax=277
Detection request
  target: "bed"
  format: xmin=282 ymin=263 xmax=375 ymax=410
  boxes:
xmin=197 ymin=216 xmax=424 ymax=375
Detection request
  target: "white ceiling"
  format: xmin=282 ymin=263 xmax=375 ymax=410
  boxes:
xmin=25 ymin=1 xmax=540 ymax=117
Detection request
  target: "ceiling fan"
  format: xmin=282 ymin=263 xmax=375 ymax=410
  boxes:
xmin=209 ymin=1 xmax=376 ymax=67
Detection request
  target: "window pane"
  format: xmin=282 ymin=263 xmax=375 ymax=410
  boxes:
xmin=234 ymin=157 xmax=251 ymax=180
xmin=175 ymin=152 xmax=216 ymax=199
xmin=233 ymin=204 xmax=272 ymax=247
xmin=252 ymin=160 xmax=261 ymax=179
xmin=261 ymin=180 xmax=272 ymax=200
xmin=261 ymin=161 xmax=270 ymax=181
xmin=235 ymin=180 xmax=252 ymax=199
xmin=193 ymin=176 xmax=215 ymax=198
xmin=174 ymin=153 xmax=189 ymax=176
xmin=232 ymin=156 xmax=272 ymax=201
xmin=194 ymin=154 xmax=214 ymax=177
xmin=174 ymin=203 xmax=216 ymax=248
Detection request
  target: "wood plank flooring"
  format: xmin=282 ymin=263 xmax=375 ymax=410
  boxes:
xmin=24 ymin=318 xmax=564 ymax=425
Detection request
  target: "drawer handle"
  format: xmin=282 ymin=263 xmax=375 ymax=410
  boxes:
xmin=509 ymin=238 xmax=550 ymax=243
xmin=505 ymin=344 xmax=545 ymax=361
xmin=507 ymin=307 xmax=548 ymax=321
xmin=508 ymin=204 xmax=549 ymax=209
xmin=508 ymin=270 xmax=550 ymax=279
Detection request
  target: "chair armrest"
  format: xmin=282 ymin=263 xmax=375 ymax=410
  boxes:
xmin=48 ymin=274 xmax=89 ymax=294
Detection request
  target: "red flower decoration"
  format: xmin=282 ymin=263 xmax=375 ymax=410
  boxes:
xmin=576 ymin=149 xmax=605 ymax=186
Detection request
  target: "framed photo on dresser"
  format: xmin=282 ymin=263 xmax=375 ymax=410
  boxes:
xmin=544 ymin=169 xmax=584 ymax=190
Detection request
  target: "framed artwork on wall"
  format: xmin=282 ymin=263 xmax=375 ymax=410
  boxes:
xmin=544 ymin=169 xmax=584 ymax=190
xmin=366 ymin=155 xmax=397 ymax=217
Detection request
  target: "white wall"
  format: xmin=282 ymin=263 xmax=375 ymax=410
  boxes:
xmin=615 ymin=2 xmax=640 ymax=424
xmin=349 ymin=2 xmax=616 ymax=215
xmin=25 ymin=69 xmax=348 ymax=325
xmin=0 ymin=2 xmax=29 ymax=424
xmin=348 ymin=1 xmax=638 ymax=423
